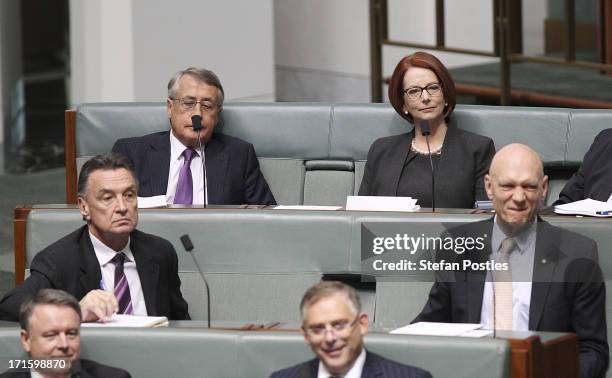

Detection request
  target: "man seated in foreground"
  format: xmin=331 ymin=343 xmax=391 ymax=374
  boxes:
xmin=271 ymin=281 xmax=432 ymax=378
xmin=0 ymin=289 xmax=130 ymax=377
xmin=414 ymin=143 xmax=608 ymax=378
xmin=0 ymin=153 xmax=189 ymax=322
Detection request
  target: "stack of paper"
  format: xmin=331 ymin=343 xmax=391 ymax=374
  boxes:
xmin=345 ymin=196 xmax=420 ymax=212
xmin=82 ymin=314 xmax=169 ymax=328
xmin=554 ymin=198 xmax=612 ymax=217
xmin=390 ymin=322 xmax=492 ymax=338
xmin=137 ymin=195 xmax=168 ymax=208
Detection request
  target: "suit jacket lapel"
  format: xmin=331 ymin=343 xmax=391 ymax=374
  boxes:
xmin=204 ymin=136 xmax=228 ymax=204
xmin=435 ymin=125 xmax=459 ymax=202
xmin=297 ymin=358 xmax=319 ymax=378
xmin=146 ymin=132 xmax=171 ymax=196
xmin=78 ymin=228 xmax=103 ymax=296
xmin=529 ymin=220 xmax=560 ymax=329
xmin=464 ymin=219 xmax=493 ymax=323
xmin=387 ymin=132 xmax=414 ymax=196
xmin=131 ymin=234 xmax=160 ymax=316
xmin=361 ymin=351 xmax=383 ymax=377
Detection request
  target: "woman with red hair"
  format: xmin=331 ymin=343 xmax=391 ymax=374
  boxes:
xmin=359 ymin=52 xmax=495 ymax=209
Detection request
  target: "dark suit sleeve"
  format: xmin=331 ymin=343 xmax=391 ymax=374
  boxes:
xmin=473 ymin=138 xmax=495 ymax=202
xmin=244 ymin=143 xmax=276 ymax=205
xmin=358 ymin=138 xmax=382 ymax=196
xmin=554 ymin=131 xmax=604 ymax=205
xmin=0 ymin=251 xmax=57 ymax=321
xmin=411 ymin=281 xmax=452 ymax=324
xmin=567 ymin=243 xmax=609 ymax=378
xmin=167 ymin=244 xmax=190 ymax=320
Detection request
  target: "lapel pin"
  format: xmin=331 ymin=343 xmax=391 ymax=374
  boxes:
xmin=541 ymin=258 xmax=547 ymax=264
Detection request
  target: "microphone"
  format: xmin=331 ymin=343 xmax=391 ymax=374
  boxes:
xmin=191 ymin=115 xmax=203 ymax=131
xmin=190 ymin=115 xmax=208 ymax=207
xmin=419 ymin=120 xmax=436 ymax=212
xmin=180 ymin=234 xmax=211 ymax=328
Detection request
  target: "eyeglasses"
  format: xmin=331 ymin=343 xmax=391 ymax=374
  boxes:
xmin=170 ymin=97 xmax=219 ymax=112
xmin=403 ymin=83 xmax=442 ymax=99
xmin=303 ymin=316 xmax=359 ymax=338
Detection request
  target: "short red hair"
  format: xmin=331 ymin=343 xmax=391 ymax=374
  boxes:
xmin=388 ymin=51 xmax=456 ymax=124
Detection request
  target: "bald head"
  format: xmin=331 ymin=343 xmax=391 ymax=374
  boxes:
xmin=485 ymin=143 xmax=548 ymax=234
xmin=489 ymin=143 xmax=544 ymax=181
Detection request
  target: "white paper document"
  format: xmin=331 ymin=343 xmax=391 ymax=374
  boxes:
xmin=345 ymin=196 xmax=420 ymax=212
xmin=390 ymin=322 xmax=484 ymax=337
xmin=273 ymin=205 xmax=342 ymax=211
xmin=137 ymin=195 xmax=168 ymax=208
xmin=82 ymin=314 xmax=169 ymax=328
xmin=554 ymin=198 xmax=612 ymax=217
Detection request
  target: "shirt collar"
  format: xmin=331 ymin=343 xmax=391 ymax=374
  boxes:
xmin=317 ymin=347 xmax=366 ymax=378
xmin=89 ymin=231 xmax=133 ymax=266
xmin=492 ymin=216 xmax=537 ymax=255
xmin=170 ymin=130 xmax=201 ymax=161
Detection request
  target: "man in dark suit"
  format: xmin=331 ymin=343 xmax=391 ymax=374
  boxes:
xmin=0 ymin=154 xmax=190 ymax=322
xmin=554 ymin=128 xmax=612 ymax=205
xmin=0 ymin=289 xmax=130 ymax=377
xmin=270 ymin=281 xmax=431 ymax=378
xmin=112 ymin=67 xmax=275 ymax=206
xmin=414 ymin=143 xmax=608 ymax=378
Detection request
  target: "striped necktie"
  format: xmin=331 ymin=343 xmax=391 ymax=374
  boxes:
xmin=111 ymin=252 xmax=133 ymax=315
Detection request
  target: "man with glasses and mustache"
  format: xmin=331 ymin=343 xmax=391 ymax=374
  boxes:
xmin=271 ymin=281 xmax=431 ymax=378
xmin=112 ymin=67 xmax=275 ymax=206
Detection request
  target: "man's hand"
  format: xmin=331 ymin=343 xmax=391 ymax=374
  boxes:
xmin=79 ymin=290 xmax=118 ymax=322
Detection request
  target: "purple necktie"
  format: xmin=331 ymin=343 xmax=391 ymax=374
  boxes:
xmin=111 ymin=252 xmax=133 ymax=315
xmin=174 ymin=148 xmax=196 ymax=204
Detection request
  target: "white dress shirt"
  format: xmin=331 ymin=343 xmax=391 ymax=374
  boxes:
xmin=90 ymin=232 xmax=147 ymax=316
xmin=480 ymin=217 xmax=536 ymax=331
xmin=166 ymin=130 xmax=205 ymax=205
xmin=317 ymin=347 xmax=366 ymax=378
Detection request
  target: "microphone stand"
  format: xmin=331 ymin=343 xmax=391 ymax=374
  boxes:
xmin=196 ymin=130 xmax=208 ymax=207
xmin=180 ymin=234 xmax=211 ymax=328
xmin=191 ymin=115 xmax=208 ymax=207
xmin=419 ymin=121 xmax=436 ymax=212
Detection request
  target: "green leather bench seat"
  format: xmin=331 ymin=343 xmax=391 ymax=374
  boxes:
xmin=24 ymin=207 xmax=612 ymax=341
xmin=0 ymin=327 xmax=510 ymax=378
xmin=73 ymin=102 xmax=612 ymax=206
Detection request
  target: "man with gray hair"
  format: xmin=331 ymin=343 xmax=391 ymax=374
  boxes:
xmin=0 ymin=154 xmax=189 ymax=322
xmin=0 ymin=289 xmax=130 ymax=377
xmin=112 ymin=67 xmax=275 ymax=205
xmin=270 ymin=281 xmax=431 ymax=378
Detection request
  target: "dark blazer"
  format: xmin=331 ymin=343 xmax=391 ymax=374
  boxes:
xmin=0 ymin=358 xmax=130 ymax=378
xmin=0 ymin=226 xmax=190 ymax=321
xmin=554 ymin=128 xmax=612 ymax=205
xmin=358 ymin=126 xmax=495 ymax=208
xmin=413 ymin=218 xmax=608 ymax=378
xmin=112 ymin=131 xmax=276 ymax=205
xmin=270 ymin=350 xmax=432 ymax=378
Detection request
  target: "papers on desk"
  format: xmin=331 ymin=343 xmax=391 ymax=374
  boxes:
xmin=137 ymin=195 xmax=167 ymax=208
xmin=345 ymin=196 xmax=420 ymax=212
xmin=82 ymin=314 xmax=169 ymax=328
xmin=390 ymin=322 xmax=492 ymax=338
xmin=554 ymin=198 xmax=612 ymax=217
xmin=273 ymin=205 xmax=342 ymax=211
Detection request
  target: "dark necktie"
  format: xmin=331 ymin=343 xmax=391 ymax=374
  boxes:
xmin=174 ymin=148 xmax=196 ymax=204
xmin=111 ymin=252 xmax=133 ymax=315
